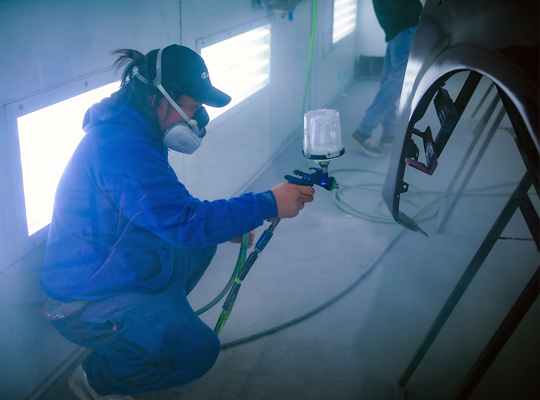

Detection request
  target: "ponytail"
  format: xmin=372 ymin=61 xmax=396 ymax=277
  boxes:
xmin=111 ymin=48 xmax=162 ymax=133
xmin=113 ymin=49 xmax=148 ymax=88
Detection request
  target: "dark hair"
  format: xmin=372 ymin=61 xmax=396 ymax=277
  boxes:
xmin=111 ymin=48 xmax=186 ymax=131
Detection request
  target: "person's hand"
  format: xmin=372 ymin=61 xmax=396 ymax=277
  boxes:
xmin=229 ymin=230 xmax=255 ymax=247
xmin=271 ymin=183 xmax=315 ymax=218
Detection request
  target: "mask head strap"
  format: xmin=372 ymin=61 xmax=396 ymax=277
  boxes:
xmin=136 ymin=48 xmax=199 ymax=130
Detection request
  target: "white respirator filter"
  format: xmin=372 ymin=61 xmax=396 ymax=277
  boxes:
xmin=162 ymin=122 xmax=202 ymax=154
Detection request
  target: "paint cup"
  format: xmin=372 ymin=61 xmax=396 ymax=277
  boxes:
xmin=303 ymin=109 xmax=344 ymax=160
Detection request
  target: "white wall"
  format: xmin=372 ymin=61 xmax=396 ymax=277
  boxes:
xmin=357 ymin=0 xmax=386 ymax=56
xmin=311 ymin=0 xmax=358 ymax=109
xmin=0 ymin=1 xmax=359 ymax=398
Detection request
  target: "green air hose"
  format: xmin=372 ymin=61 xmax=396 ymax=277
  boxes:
xmin=330 ymin=168 xmax=440 ymax=224
xmin=302 ymin=0 xmax=317 ymax=116
xmin=213 ymin=218 xmax=280 ymax=335
xmin=331 ymin=168 xmax=523 ymax=225
xmin=195 ymin=233 xmax=248 ymax=316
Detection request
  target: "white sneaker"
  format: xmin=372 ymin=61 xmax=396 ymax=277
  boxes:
xmin=352 ymin=131 xmax=385 ymax=158
xmin=69 ymin=364 xmax=134 ymax=400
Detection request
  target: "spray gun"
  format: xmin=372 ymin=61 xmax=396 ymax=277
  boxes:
xmin=214 ymin=109 xmax=344 ymax=335
xmin=285 ymin=161 xmax=338 ymax=191
xmin=286 ymin=109 xmax=344 ymax=190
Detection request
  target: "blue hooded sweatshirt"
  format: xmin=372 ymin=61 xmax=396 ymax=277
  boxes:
xmin=40 ymin=96 xmax=277 ymax=302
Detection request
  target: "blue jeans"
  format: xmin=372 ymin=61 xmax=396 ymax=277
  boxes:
xmin=357 ymin=27 xmax=416 ymax=140
xmin=51 ymin=245 xmax=219 ymax=396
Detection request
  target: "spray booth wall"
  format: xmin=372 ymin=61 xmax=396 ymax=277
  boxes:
xmin=0 ymin=0 xmax=363 ymax=398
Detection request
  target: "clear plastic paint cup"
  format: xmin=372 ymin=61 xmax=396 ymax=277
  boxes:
xmin=303 ymin=109 xmax=345 ymax=160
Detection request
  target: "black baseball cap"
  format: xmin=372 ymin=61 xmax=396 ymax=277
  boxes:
xmin=151 ymin=45 xmax=231 ymax=108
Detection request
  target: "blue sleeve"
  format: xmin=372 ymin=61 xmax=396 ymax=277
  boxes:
xmin=106 ymin=156 xmax=278 ymax=248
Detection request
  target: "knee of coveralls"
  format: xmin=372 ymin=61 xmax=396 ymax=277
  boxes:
xmin=96 ymin=295 xmax=219 ymax=392
xmin=155 ymin=303 xmax=221 ymax=384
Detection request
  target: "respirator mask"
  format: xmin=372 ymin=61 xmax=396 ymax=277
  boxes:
xmin=136 ymin=48 xmax=210 ymax=154
xmin=162 ymin=106 xmax=209 ymax=154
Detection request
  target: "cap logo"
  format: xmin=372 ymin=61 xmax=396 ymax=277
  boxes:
xmin=201 ymin=72 xmax=209 ymax=79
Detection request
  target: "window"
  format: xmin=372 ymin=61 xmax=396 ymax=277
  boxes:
xmin=332 ymin=0 xmax=357 ymax=44
xmin=17 ymin=82 xmax=119 ymax=236
xmin=199 ymin=22 xmax=271 ymax=119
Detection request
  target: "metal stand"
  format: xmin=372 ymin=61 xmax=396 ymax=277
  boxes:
xmin=436 ymin=91 xmax=503 ymax=233
xmin=454 ymin=266 xmax=539 ymax=399
xmin=395 ymin=171 xmax=539 ymax=399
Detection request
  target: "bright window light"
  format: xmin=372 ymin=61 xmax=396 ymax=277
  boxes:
xmin=201 ymin=24 xmax=271 ymax=119
xmin=333 ymin=0 xmax=357 ymax=44
xmin=17 ymin=82 xmax=119 ymax=236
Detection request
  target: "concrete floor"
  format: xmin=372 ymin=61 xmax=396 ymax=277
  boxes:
xmin=39 ymin=75 xmax=539 ymax=400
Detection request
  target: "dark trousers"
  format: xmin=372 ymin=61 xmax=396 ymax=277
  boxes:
xmin=51 ymin=245 xmax=218 ymax=395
